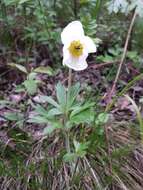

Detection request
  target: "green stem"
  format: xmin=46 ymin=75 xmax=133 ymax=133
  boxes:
xmin=68 ymin=68 xmax=72 ymax=91
xmin=63 ymin=68 xmax=73 ymax=190
xmin=65 ymin=130 xmax=71 ymax=153
xmin=64 ymin=68 xmax=72 ymax=154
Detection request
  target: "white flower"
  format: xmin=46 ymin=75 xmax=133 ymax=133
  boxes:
xmin=61 ymin=21 xmax=97 ymax=71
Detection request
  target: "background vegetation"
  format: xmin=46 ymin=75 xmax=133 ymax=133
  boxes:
xmin=0 ymin=0 xmax=143 ymax=189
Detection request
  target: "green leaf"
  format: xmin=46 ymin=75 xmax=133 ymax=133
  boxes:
xmin=18 ymin=0 xmax=31 ymax=4
xmin=4 ymin=112 xmax=23 ymax=121
xmin=33 ymin=66 xmax=54 ymax=76
xmin=70 ymin=102 xmax=95 ymax=118
xmin=70 ymin=102 xmax=95 ymax=124
xmin=65 ymin=121 xmax=73 ymax=129
xmin=8 ymin=63 xmax=28 ymax=74
xmin=43 ymin=121 xmax=63 ymax=135
xmin=35 ymin=105 xmax=49 ymax=118
xmin=38 ymin=95 xmax=60 ymax=108
xmin=28 ymin=116 xmax=49 ymax=124
xmin=56 ymin=82 xmax=66 ymax=111
xmin=67 ymin=83 xmax=80 ymax=110
xmin=3 ymin=0 xmax=19 ymax=6
xmin=15 ymin=84 xmax=25 ymax=93
xmin=70 ymin=109 xmax=94 ymax=125
xmin=28 ymin=72 xmax=37 ymax=80
xmin=23 ymin=79 xmax=37 ymax=95
xmin=73 ymin=140 xmax=89 ymax=157
xmin=95 ymin=113 xmax=109 ymax=125
xmin=63 ymin=153 xmax=77 ymax=162
xmin=47 ymin=108 xmax=62 ymax=117
xmin=97 ymin=54 xmax=114 ymax=62
xmin=0 ymin=100 xmax=14 ymax=106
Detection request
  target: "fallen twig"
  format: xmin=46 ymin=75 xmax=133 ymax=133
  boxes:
xmin=108 ymin=10 xmax=138 ymax=102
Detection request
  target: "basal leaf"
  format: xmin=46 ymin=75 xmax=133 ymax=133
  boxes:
xmin=23 ymin=79 xmax=37 ymax=95
xmin=56 ymin=82 xmax=67 ymax=112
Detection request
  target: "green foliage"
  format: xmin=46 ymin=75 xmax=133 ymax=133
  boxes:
xmin=95 ymin=112 xmax=109 ymax=126
xmin=33 ymin=66 xmax=54 ymax=75
xmin=129 ymin=0 xmax=143 ymax=17
xmin=0 ymin=0 xmax=143 ymax=189
xmin=43 ymin=121 xmax=63 ymax=135
xmin=64 ymin=140 xmax=89 ymax=162
xmin=4 ymin=112 xmax=24 ymax=121
xmin=28 ymin=82 xmax=96 ymax=169
xmin=28 ymin=82 xmax=95 ymax=133
xmin=70 ymin=102 xmax=95 ymax=124
xmin=107 ymin=0 xmax=143 ymax=17
xmin=8 ymin=63 xmax=28 ymax=74
xmin=23 ymin=79 xmax=38 ymax=95
xmin=106 ymin=0 xmax=128 ymax=14
xmin=56 ymin=82 xmax=67 ymax=112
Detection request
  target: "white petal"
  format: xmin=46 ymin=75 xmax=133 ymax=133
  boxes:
xmin=61 ymin=21 xmax=84 ymax=45
xmin=65 ymin=58 xmax=88 ymax=71
xmin=83 ymin=36 xmax=97 ymax=53
xmin=63 ymin=47 xmax=88 ymax=71
xmin=62 ymin=45 xmax=69 ymax=65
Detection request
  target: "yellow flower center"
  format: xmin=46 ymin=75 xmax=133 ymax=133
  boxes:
xmin=68 ymin=40 xmax=83 ymax=57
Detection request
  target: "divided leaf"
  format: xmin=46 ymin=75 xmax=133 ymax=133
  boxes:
xmin=56 ymin=82 xmax=67 ymax=112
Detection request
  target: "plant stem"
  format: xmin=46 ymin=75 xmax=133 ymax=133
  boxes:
xmin=108 ymin=10 xmax=137 ymax=103
xmin=68 ymin=68 xmax=72 ymax=90
xmin=63 ymin=68 xmax=73 ymax=190
xmin=64 ymin=130 xmax=71 ymax=153
xmin=64 ymin=68 xmax=72 ymax=153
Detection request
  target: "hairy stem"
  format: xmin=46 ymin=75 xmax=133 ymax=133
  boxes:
xmin=65 ymin=68 xmax=72 ymax=153
xmin=68 ymin=68 xmax=72 ymax=91
xmin=63 ymin=68 xmax=73 ymax=190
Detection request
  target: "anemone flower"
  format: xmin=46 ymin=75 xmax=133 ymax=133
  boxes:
xmin=61 ymin=21 xmax=97 ymax=71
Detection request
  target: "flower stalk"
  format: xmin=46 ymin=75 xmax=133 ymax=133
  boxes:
xmin=68 ymin=68 xmax=72 ymax=91
xmin=64 ymin=68 xmax=72 ymax=155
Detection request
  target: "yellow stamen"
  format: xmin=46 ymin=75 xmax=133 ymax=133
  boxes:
xmin=68 ymin=40 xmax=83 ymax=57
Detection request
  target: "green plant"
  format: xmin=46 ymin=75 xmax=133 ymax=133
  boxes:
xmin=1 ymin=1 xmax=143 ymax=189
xmin=28 ymin=82 xmax=95 ymax=157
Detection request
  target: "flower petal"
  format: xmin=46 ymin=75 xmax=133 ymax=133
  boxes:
xmin=64 ymin=58 xmax=88 ymax=71
xmin=61 ymin=21 xmax=84 ymax=45
xmin=83 ymin=36 xmax=97 ymax=53
xmin=63 ymin=47 xmax=88 ymax=71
